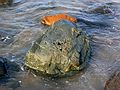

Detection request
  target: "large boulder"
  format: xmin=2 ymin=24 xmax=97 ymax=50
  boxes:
xmin=25 ymin=20 xmax=90 ymax=76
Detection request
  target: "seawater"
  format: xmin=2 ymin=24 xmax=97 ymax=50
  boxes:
xmin=0 ymin=0 xmax=120 ymax=90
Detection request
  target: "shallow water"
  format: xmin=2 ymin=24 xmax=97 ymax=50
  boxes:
xmin=0 ymin=0 xmax=120 ymax=90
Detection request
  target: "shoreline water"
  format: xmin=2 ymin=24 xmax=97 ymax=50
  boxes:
xmin=0 ymin=0 xmax=120 ymax=90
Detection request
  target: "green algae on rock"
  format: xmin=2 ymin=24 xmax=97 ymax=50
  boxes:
xmin=25 ymin=20 xmax=90 ymax=76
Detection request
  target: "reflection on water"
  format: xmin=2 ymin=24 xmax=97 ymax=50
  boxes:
xmin=0 ymin=0 xmax=120 ymax=90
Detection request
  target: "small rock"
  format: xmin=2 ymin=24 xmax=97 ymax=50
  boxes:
xmin=88 ymin=4 xmax=113 ymax=14
xmin=104 ymin=71 xmax=120 ymax=90
xmin=0 ymin=57 xmax=21 ymax=78
xmin=0 ymin=57 xmax=7 ymax=77
xmin=0 ymin=0 xmax=13 ymax=6
xmin=0 ymin=30 xmax=15 ymax=48
xmin=0 ymin=0 xmax=8 ymax=5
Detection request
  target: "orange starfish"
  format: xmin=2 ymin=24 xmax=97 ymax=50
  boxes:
xmin=41 ymin=13 xmax=77 ymax=26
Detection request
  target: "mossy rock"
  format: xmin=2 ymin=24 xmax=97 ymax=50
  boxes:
xmin=25 ymin=20 xmax=90 ymax=77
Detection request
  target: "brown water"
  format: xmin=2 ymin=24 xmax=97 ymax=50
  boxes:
xmin=0 ymin=0 xmax=120 ymax=90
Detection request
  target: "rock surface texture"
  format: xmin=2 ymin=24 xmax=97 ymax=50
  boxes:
xmin=25 ymin=20 xmax=90 ymax=76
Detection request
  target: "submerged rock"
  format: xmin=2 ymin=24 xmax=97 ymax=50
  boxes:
xmin=104 ymin=71 xmax=120 ymax=90
xmin=0 ymin=57 xmax=7 ymax=77
xmin=0 ymin=0 xmax=14 ymax=6
xmin=0 ymin=30 xmax=15 ymax=48
xmin=25 ymin=20 xmax=90 ymax=77
xmin=0 ymin=57 xmax=21 ymax=77
xmin=88 ymin=4 xmax=113 ymax=14
xmin=0 ymin=0 xmax=8 ymax=5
